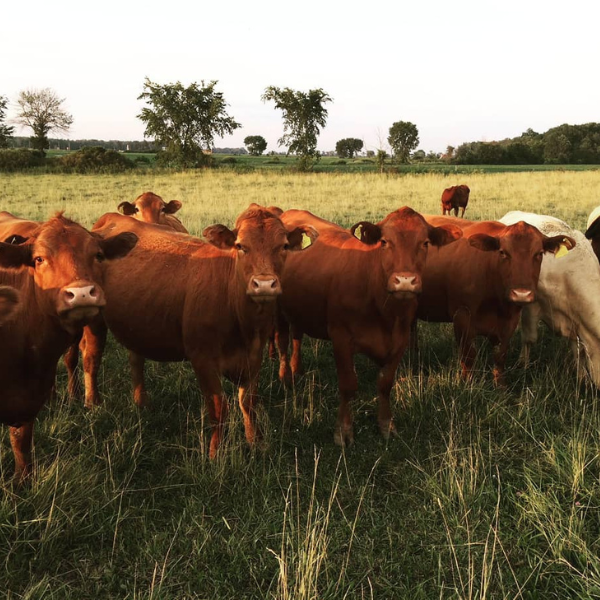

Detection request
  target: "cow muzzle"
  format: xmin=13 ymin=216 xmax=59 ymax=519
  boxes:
xmin=508 ymin=288 xmax=535 ymax=304
xmin=58 ymin=282 xmax=106 ymax=322
xmin=388 ymin=272 xmax=422 ymax=296
xmin=247 ymin=276 xmax=281 ymax=303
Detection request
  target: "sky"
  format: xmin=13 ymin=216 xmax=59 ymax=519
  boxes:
xmin=3 ymin=0 xmax=600 ymax=154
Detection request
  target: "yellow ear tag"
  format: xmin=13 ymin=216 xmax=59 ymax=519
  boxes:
xmin=555 ymin=244 xmax=569 ymax=258
xmin=301 ymin=233 xmax=312 ymax=249
xmin=353 ymin=225 xmax=362 ymax=239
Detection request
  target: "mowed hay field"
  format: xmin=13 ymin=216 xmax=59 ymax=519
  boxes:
xmin=2 ymin=170 xmax=600 ymax=599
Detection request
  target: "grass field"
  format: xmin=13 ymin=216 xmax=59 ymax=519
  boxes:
xmin=2 ymin=170 xmax=600 ymax=598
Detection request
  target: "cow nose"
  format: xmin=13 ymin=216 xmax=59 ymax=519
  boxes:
xmin=59 ymin=284 xmax=106 ymax=312
xmin=249 ymin=277 xmax=281 ymax=298
xmin=388 ymin=272 xmax=422 ymax=294
xmin=509 ymin=288 xmax=535 ymax=304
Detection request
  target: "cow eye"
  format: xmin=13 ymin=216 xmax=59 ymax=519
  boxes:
xmin=283 ymin=243 xmax=290 ymax=251
xmin=423 ymin=240 xmax=430 ymax=248
xmin=96 ymin=252 xmax=105 ymax=262
xmin=34 ymin=256 xmax=44 ymax=265
xmin=380 ymin=239 xmax=388 ymax=247
xmin=235 ymin=243 xmax=246 ymax=253
xmin=499 ymin=250 xmax=509 ymax=259
xmin=134 ymin=207 xmax=139 ymax=213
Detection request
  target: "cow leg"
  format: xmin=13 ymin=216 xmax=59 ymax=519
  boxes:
xmin=275 ymin=311 xmax=292 ymax=384
xmin=460 ymin=207 xmax=465 ymax=218
xmin=409 ymin=319 xmax=419 ymax=354
xmin=453 ymin=312 xmax=476 ymax=380
xmin=268 ymin=335 xmax=276 ymax=361
xmin=129 ymin=351 xmax=148 ymax=407
xmin=191 ymin=361 xmax=229 ymax=458
xmin=64 ymin=332 xmax=83 ymax=401
xmin=519 ymin=303 xmax=541 ymax=367
xmin=453 ymin=207 xmax=459 ymax=217
xmin=290 ymin=327 xmax=305 ymax=377
xmin=331 ymin=332 xmax=357 ymax=447
xmin=9 ymin=421 xmax=34 ymax=484
xmin=80 ymin=318 xmax=107 ymax=408
xmin=377 ymin=354 xmax=406 ymax=440
xmin=492 ymin=336 xmax=511 ymax=387
xmin=237 ymin=371 xmax=261 ymax=446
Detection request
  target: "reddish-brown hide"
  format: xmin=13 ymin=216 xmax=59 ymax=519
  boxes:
xmin=65 ymin=192 xmax=189 ymax=404
xmin=0 ymin=212 xmax=137 ymax=482
xmin=118 ymin=191 xmax=187 ymax=233
xmin=416 ymin=215 xmax=575 ymax=384
xmin=441 ymin=185 xmax=470 ymax=217
xmin=77 ymin=205 xmax=316 ymax=457
xmin=276 ymin=207 xmax=462 ymax=446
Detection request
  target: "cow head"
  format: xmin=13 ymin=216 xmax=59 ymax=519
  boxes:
xmin=118 ymin=192 xmax=182 ymax=225
xmin=469 ymin=221 xmax=576 ymax=304
xmin=352 ymin=207 xmax=463 ymax=298
xmin=203 ymin=204 xmax=318 ymax=303
xmin=0 ymin=214 xmax=138 ymax=332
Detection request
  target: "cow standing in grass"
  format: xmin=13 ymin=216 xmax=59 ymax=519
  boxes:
xmin=275 ymin=207 xmax=462 ymax=446
xmin=76 ymin=205 xmax=317 ymax=457
xmin=441 ymin=185 xmax=470 ymax=217
xmin=0 ymin=213 xmax=137 ymax=482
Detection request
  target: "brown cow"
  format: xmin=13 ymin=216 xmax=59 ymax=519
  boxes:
xmin=0 ymin=213 xmax=137 ymax=482
xmin=275 ymin=207 xmax=463 ymax=446
xmin=117 ymin=191 xmax=187 ymax=233
xmin=441 ymin=185 xmax=470 ymax=217
xmin=76 ymin=205 xmax=317 ymax=457
xmin=416 ymin=215 xmax=575 ymax=384
xmin=65 ymin=192 xmax=189 ymax=405
xmin=0 ymin=286 xmax=20 ymax=325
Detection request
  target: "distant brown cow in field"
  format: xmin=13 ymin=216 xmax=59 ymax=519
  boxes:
xmin=441 ymin=185 xmax=470 ymax=217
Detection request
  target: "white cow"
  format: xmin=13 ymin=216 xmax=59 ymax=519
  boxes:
xmin=500 ymin=211 xmax=600 ymax=386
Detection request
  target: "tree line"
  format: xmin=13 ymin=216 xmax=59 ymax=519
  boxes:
xmin=451 ymin=124 xmax=600 ymax=165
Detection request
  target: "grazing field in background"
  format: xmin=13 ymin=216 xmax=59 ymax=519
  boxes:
xmin=2 ymin=170 xmax=600 ymax=599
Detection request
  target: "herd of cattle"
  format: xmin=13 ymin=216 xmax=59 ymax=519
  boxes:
xmin=2 ymin=187 xmax=600 ymax=483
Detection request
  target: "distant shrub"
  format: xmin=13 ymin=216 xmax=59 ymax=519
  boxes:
xmin=134 ymin=155 xmax=150 ymax=164
xmin=332 ymin=160 xmax=347 ymax=165
xmin=0 ymin=149 xmax=45 ymax=171
xmin=265 ymin=157 xmax=281 ymax=164
xmin=56 ymin=146 xmax=135 ymax=173
xmin=352 ymin=158 xmax=374 ymax=164
xmin=220 ymin=156 xmax=237 ymax=164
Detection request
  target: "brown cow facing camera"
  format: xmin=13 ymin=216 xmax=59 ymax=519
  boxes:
xmin=75 ymin=205 xmax=317 ymax=458
xmin=441 ymin=185 xmax=470 ymax=217
xmin=0 ymin=212 xmax=137 ymax=482
xmin=416 ymin=215 xmax=576 ymax=385
xmin=275 ymin=207 xmax=463 ymax=447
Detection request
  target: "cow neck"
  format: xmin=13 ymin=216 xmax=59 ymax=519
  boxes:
xmin=230 ymin=254 xmax=276 ymax=343
xmin=0 ymin=268 xmax=74 ymax=367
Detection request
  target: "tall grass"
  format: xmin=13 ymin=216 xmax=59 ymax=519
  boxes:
xmin=1 ymin=171 xmax=600 ymax=598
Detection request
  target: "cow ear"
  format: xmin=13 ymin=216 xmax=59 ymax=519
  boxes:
xmin=428 ymin=224 xmax=463 ymax=247
xmin=203 ymin=224 xmax=237 ymax=249
xmin=286 ymin=225 xmax=319 ymax=251
xmin=543 ymin=234 xmax=576 ymax=255
xmin=351 ymin=221 xmax=381 ymax=245
xmin=585 ymin=216 xmax=600 ymax=240
xmin=469 ymin=233 xmax=500 ymax=252
xmin=99 ymin=232 xmax=138 ymax=260
xmin=164 ymin=200 xmax=182 ymax=214
xmin=3 ymin=234 xmax=29 ymax=245
xmin=266 ymin=205 xmax=284 ymax=217
xmin=0 ymin=286 xmax=20 ymax=325
xmin=118 ymin=201 xmax=137 ymax=216
xmin=0 ymin=240 xmax=33 ymax=269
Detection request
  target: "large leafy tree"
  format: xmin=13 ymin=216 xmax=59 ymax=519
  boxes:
xmin=15 ymin=88 xmax=73 ymax=152
xmin=262 ymin=86 xmax=332 ymax=170
xmin=244 ymin=135 xmax=267 ymax=156
xmin=138 ymin=78 xmax=241 ymax=168
xmin=335 ymin=137 xmax=363 ymax=159
xmin=388 ymin=121 xmax=419 ymax=163
xmin=0 ymin=95 xmax=14 ymax=148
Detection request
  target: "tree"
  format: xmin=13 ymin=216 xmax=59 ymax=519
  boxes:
xmin=244 ymin=135 xmax=267 ymax=156
xmin=138 ymin=78 xmax=241 ymax=168
xmin=15 ymin=88 xmax=73 ymax=152
xmin=387 ymin=121 xmax=419 ymax=163
xmin=335 ymin=138 xmax=363 ymax=158
xmin=262 ymin=86 xmax=332 ymax=170
xmin=0 ymin=95 xmax=14 ymax=148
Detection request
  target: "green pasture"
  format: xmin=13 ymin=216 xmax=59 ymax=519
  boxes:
xmin=2 ymin=170 xmax=600 ymax=598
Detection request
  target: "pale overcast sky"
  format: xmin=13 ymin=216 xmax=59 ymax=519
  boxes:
xmin=3 ymin=0 xmax=599 ymax=153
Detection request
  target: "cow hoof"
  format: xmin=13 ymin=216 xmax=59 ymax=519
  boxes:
xmin=134 ymin=392 xmax=148 ymax=408
xmin=334 ymin=427 xmax=354 ymax=448
xmin=379 ymin=420 xmax=398 ymax=440
xmin=279 ymin=366 xmax=293 ymax=386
